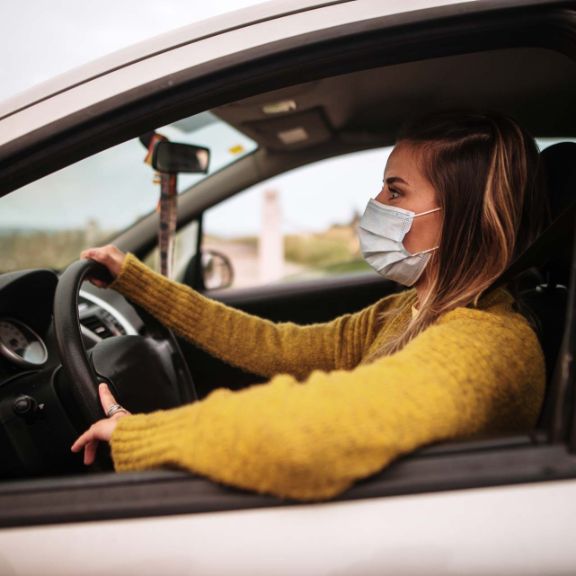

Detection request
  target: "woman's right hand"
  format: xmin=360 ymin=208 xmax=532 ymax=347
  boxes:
xmin=80 ymin=244 xmax=126 ymax=287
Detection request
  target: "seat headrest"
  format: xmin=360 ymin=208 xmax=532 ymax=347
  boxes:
xmin=541 ymin=141 xmax=576 ymax=217
xmin=490 ymin=141 xmax=576 ymax=290
xmin=540 ymin=142 xmax=576 ymax=286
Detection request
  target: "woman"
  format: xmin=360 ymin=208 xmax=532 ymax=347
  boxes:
xmin=72 ymin=111 xmax=549 ymax=501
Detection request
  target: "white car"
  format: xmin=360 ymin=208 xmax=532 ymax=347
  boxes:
xmin=0 ymin=1 xmax=575 ymax=574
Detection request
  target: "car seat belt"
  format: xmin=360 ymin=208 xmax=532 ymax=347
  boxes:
xmin=489 ymin=199 xmax=576 ymax=291
xmin=140 ymin=132 xmax=177 ymax=279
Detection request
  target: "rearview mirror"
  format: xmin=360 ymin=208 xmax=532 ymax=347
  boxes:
xmin=152 ymin=141 xmax=210 ymax=174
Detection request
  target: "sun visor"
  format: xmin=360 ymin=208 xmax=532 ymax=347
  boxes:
xmin=242 ymin=108 xmax=332 ymax=151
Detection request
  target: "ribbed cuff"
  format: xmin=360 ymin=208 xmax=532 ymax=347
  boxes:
xmin=110 ymin=403 xmax=201 ymax=472
xmin=109 ymin=252 xmax=165 ymax=299
xmin=108 ymin=252 xmax=207 ymax=330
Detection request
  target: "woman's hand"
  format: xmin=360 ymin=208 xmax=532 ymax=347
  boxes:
xmin=71 ymin=383 xmax=130 ymax=466
xmin=80 ymin=244 xmax=126 ymax=288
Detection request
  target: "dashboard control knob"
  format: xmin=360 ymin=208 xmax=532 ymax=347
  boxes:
xmin=13 ymin=395 xmax=38 ymax=416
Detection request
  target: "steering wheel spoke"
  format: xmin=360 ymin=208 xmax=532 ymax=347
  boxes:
xmin=54 ymin=259 xmax=197 ymax=429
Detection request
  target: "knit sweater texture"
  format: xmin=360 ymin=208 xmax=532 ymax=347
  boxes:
xmin=109 ymin=253 xmax=545 ymax=501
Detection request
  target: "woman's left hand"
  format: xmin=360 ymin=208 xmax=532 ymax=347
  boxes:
xmin=71 ymin=383 xmax=130 ymax=465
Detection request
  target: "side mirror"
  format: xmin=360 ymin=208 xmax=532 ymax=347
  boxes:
xmin=152 ymin=141 xmax=210 ymax=174
xmin=202 ymin=250 xmax=234 ymax=290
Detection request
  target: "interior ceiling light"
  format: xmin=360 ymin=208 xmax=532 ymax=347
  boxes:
xmin=262 ymin=100 xmax=297 ymax=114
xmin=277 ymin=127 xmax=309 ymax=145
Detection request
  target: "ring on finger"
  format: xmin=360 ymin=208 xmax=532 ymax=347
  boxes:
xmin=106 ymin=403 xmax=127 ymax=417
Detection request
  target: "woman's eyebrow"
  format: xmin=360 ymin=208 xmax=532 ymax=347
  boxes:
xmin=384 ymin=176 xmax=410 ymax=186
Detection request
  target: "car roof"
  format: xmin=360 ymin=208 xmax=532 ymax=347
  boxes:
xmin=0 ymin=0 xmax=472 ymax=121
xmin=213 ymin=46 xmax=576 ymax=154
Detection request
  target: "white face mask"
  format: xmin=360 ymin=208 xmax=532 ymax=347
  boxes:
xmin=358 ymin=199 xmax=442 ymax=286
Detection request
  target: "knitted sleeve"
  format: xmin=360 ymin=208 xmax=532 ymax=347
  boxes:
xmin=109 ymin=253 xmax=402 ymax=379
xmin=110 ymin=303 xmax=545 ymax=501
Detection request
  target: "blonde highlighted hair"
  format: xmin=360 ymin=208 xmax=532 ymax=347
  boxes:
xmin=379 ymin=111 xmax=549 ymax=356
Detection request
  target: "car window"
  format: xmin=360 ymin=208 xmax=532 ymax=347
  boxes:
xmin=0 ymin=112 xmax=256 ymax=273
xmin=194 ymin=147 xmax=399 ymax=291
xmin=192 ymin=138 xmax=571 ymax=292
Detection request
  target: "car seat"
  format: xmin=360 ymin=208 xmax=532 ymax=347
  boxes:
xmin=512 ymin=142 xmax=576 ymax=432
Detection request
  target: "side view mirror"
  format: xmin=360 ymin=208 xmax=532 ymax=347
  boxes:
xmin=152 ymin=141 xmax=210 ymax=174
xmin=202 ymin=250 xmax=234 ymax=290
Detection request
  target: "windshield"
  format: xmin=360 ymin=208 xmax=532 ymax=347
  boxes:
xmin=0 ymin=112 xmax=257 ymax=272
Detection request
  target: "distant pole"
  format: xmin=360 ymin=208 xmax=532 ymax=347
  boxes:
xmin=85 ymin=218 xmax=101 ymax=247
xmin=259 ymin=188 xmax=284 ymax=283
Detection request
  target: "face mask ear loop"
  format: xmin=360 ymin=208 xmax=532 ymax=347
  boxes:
xmin=412 ymin=207 xmax=442 ymax=219
xmin=415 ymin=246 xmax=439 ymax=256
xmin=409 ymin=207 xmax=442 ymax=257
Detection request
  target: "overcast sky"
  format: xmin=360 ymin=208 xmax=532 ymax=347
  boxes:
xmin=0 ymin=0 xmax=266 ymax=103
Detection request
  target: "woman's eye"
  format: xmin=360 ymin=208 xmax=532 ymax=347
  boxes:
xmin=389 ymin=188 xmax=400 ymax=200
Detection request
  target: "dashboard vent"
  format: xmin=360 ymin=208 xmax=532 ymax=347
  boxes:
xmin=80 ymin=311 xmax=127 ymax=340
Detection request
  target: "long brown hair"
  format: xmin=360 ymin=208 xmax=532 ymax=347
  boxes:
xmin=379 ymin=110 xmax=549 ymax=356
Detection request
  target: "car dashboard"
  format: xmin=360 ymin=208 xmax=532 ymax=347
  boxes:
xmin=0 ymin=268 xmax=142 ymax=479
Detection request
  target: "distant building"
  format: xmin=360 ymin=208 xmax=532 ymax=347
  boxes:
xmin=259 ymin=188 xmax=284 ymax=283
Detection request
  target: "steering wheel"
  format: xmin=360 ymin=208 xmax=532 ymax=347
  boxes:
xmin=53 ymin=259 xmax=197 ymax=428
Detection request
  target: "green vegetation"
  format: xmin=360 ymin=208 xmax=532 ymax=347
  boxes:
xmin=318 ymin=259 xmax=370 ymax=274
xmin=224 ymin=235 xmax=258 ymax=248
xmin=0 ymin=229 xmax=112 ymax=272
xmin=199 ymin=229 xmax=368 ymax=283
xmin=284 ymin=234 xmax=353 ymax=267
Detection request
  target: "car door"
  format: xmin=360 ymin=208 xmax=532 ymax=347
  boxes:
xmin=2 ymin=2 xmax=576 ymax=575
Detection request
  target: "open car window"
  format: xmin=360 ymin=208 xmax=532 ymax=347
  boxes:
xmin=184 ymin=147 xmax=390 ymax=288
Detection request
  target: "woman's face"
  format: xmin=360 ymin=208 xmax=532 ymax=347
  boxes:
xmin=374 ymin=141 xmax=443 ymax=255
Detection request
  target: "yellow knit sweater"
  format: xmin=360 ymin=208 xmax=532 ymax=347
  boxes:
xmin=109 ymin=253 xmax=545 ymax=501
